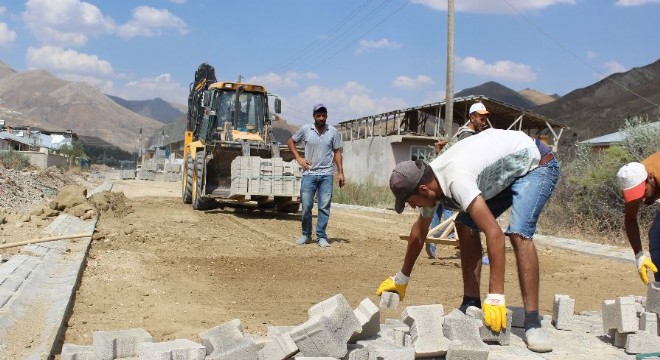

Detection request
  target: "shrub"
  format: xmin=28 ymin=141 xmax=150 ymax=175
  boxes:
xmin=0 ymin=150 xmax=32 ymax=170
xmin=333 ymin=179 xmax=394 ymax=208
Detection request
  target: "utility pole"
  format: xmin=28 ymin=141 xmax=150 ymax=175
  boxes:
xmin=444 ymin=0 xmax=455 ymax=138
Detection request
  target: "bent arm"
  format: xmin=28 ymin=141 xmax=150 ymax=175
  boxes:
xmin=401 ymin=214 xmax=432 ymax=276
xmin=287 ymin=137 xmax=302 ymax=160
xmin=624 ymin=200 xmax=643 ymax=255
xmin=467 ymin=195 xmax=506 ymax=294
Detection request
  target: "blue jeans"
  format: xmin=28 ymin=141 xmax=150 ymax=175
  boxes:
xmin=430 ymin=205 xmax=454 ymax=237
xmin=649 ymin=210 xmax=660 ymax=282
xmin=300 ymin=174 xmax=334 ymax=240
xmin=456 ymin=158 xmax=560 ymax=238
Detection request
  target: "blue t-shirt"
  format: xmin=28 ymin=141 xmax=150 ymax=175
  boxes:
xmin=291 ymin=124 xmax=342 ymax=176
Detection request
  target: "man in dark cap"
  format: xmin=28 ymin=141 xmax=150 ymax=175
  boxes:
xmin=287 ymin=104 xmax=345 ymax=247
xmin=376 ymin=128 xmax=559 ymax=353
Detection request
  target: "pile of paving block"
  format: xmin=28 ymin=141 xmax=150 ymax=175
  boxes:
xmin=230 ymin=156 xmax=302 ymax=197
xmin=601 ymin=282 xmax=660 ymax=355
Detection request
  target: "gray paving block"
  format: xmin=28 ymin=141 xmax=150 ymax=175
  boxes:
xmin=343 ymin=343 xmax=369 ymax=360
xmin=442 ymin=309 xmax=484 ymax=345
xmin=507 ymin=306 xmax=525 ymax=328
xmin=349 ymin=298 xmax=380 ymax=343
xmin=446 ymin=340 xmax=489 ymax=360
xmin=379 ymin=291 xmax=399 ymax=308
xmin=308 ymin=293 xmax=361 ymax=347
xmin=612 ymin=330 xmax=630 ymax=348
xmin=92 ymin=328 xmax=153 ymax=360
xmin=602 ymin=299 xmax=617 ymax=334
xmin=465 ymin=306 xmax=512 ymax=345
xmin=199 ymin=318 xmax=245 ymax=355
xmin=138 ymin=339 xmax=206 ymax=360
xmin=639 ymin=312 xmax=659 ymax=336
xmin=208 ymin=338 xmax=259 ymax=360
xmin=0 ymin=276 xmax=24 ymax=292
xmin=401 ymin=304 xmax=450 ymax=357
xmin=625 ymin=332 xmax=660 ymax=354
xmin=615 ymin=296 xmax=639 ymax=333
xmin=646 ymin=282 xmax=660 ymax=314
xmin=552 ymin=294 xmax=575 ymax=330
xmin=290 ymin=315 xmax=348 ymax=358
xmin=258 ymin=332 xmax=298 ymax=360
xmin=377 ymin=318 xmax=409 ymax=344
xmin=61 ymin=343 xmax=95 ymax=360
xmin=356 ymin=338 xmax=415 ymax=360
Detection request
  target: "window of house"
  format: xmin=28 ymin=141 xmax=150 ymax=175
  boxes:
xmin=410 ymin=145 xmax=435 ymax=162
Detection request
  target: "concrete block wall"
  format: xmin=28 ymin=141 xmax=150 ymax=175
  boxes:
xmin=230 ymin=156 xmax=302 ymax=197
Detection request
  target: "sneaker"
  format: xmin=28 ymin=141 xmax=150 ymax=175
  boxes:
xmin=317 ymin=238 xmax=330 ymax=247
xmin=525 ymin=327 xmax=553 ymax=353
xmin=296 ymin=235 xmax=309 ymax=245
xmin=425 ymin=243 xmax=436 ymax=258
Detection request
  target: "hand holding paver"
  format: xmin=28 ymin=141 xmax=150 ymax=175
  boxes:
xmin=482 ymin=293 xmax=507 ymax=332
xmin=636 ymin=251 xmax=658 ymax=285
xmin=376 ymin=272 xmax=409 ymax=300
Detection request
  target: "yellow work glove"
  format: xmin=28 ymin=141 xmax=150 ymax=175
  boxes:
xmin=376 ymin=271 xmax=409 ymax=300
xmin=482 ymin=293 xmax=507 ymax=332
xmin=636 ymin=251 xmax=658 ymax=286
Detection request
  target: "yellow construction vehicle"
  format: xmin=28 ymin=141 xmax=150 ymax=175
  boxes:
xmin=181 ymin=63 xmax=301 ymax=212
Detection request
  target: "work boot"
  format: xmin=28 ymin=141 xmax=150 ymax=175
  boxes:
xmin=296 ymin=235 xmax=309 ymax=245
xmin=525 ymin=327 xmax=553 ymax=353
xmin=317 ymin=238 xmax=330 ymax=247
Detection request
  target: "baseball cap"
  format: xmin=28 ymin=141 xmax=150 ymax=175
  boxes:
xmin=616 ymin=162 xmax=647 ymax=202
xmin=390 ymin=160 xmax=428 ymax=214
xmin=313 ymin=103 xmax=327 ymax=113
xmin=469 ymin=102 xmax=489 ymax=115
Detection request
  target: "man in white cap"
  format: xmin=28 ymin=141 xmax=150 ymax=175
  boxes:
xmin=377 ymin=128 xmax=559 ymax=353
xmin=617 ymin=152 xmax=660 ymax=285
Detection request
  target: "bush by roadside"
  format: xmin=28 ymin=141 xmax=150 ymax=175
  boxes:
xmin=0 ymin=150 xmax=31 ymax=170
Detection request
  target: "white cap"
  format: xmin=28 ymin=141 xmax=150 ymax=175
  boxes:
xmin=469 ymin=102 xmax=489 ymax=115
xmin=616 ymin=162 xmax=647 ymax=202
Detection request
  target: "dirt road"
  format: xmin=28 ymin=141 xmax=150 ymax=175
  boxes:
xmin=62 ymin=179 xmax=644 ymax=345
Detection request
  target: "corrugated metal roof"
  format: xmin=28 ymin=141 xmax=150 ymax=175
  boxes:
xmin=580 ymin=121 xmax=660 ymax=145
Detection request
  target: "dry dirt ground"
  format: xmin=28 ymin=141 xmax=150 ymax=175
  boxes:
xmin=60 ymin=179 xmax=644 ymax=346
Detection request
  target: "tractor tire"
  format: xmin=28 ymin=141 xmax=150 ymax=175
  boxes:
xmin=193 ymin=151 xmax=213 ymax=210
xmin=181 ymin=153 xmax=193 ymax=204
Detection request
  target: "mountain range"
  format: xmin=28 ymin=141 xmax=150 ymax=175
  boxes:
xmin=0 ymin=58 xmax=658 ymax=152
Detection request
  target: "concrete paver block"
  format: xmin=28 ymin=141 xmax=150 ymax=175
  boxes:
xmin=639 ymin=312 xmax=659 ymax=336
xmin=379 ymin=291 xmax=399 ymax=308
xmin=289 ymin=315 xmax=348 ymax=358
xmin=344 ymin=343 xmax=369 ymax=360
xmin=377 ymin=318 xmax=409 ymax=345
xmin=267 ymin=325 xmax=294 ymax=338
xmin=552 ymin=294 xmax=575 ymax=330
xmin=646 ymin=282 xmax=660 ymax=314
xmin=625 ymin=332 xmax=660 ymax=354
xmin=615 ymin=296 xmax=639 ymax=333
xmin=61 ymin=344 xmax=94 ymax=360
xmin=258 ymin=332 xmax=298 ymax=360
xmin=465 ymin=306 xmax=512 ymax=345
xmin=207 ymin=338 xmax=259 ymax=360
xmin=506 ymin=306 xmax=525 ymax=328
xmin=308 ymin=294 xmax=362 ymax=347
xmin=349 ymin=298 xmax=380 ymax=343
xmin=401 ymin=304 xmax=450 ymax=357
xmin=612 ymin=330 xmax=629 ymax=348
xmin=442 ymin=309 xmax=485 ymax=345
xmin=138 ymin=338 xmax=206 ymax=360
xmin=356 ymin=338 xmax=415 ymax=360
xmin=199 ymin=318 xmax=245 ymax=355
xmin=92 ymin=328 xmax=153 ymax=360
xmin=601 ymin=299 xmax=617 ymax=334
xmin=446 ymin=340 xmax=489 ymax=360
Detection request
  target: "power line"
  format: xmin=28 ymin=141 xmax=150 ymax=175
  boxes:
xmin=499 ymin=0 xmax=659 ymax=109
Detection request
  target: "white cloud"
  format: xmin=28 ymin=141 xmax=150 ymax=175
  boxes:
xmin=26 ymin=46 xmax=113 ymax=75
xmin=615 ymin=0 xmax=660 ymax=6
xmin=117 ymin=73 xmax=189 ymax=103
xmin=602 ymin=61 xmax=628 ymax=75
xmin=0 ymin=23 xmax=16 ymax=48
xmin=586 ymin=51 xmax=598 ymax=60
xmin=245 ymin=72 xmax=318 ymax=89
xmin=411 ymin=0 xmax=575 ymax=14
xmin=456 ymin=56 xmax=537 ymax=82
xmin=117 ymin=6 xmax=188 ymax=38
xmin=392 ymin=75 xmax=434 ymax=89
xmin=283 ymin=81 xmax=407 ymax=125
xmin=22 ymin=0 xmax=115 ymax=46
xmin=356 ymin=38 xmax=402 ymax=54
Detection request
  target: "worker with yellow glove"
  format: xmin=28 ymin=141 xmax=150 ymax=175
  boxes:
xmin=617 ymin=154 xmax=660 ymax=285
xmin=377 ymin=129 xmax=559 ymax=353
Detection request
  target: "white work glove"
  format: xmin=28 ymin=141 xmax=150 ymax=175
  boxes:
xmin=482 ymin=293 xmax=507 ymax=332
xmin=636 ymin=251 xmax=658 ymax=286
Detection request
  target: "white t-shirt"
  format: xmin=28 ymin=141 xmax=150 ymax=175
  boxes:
xmin=420 ymin=129 xmax=541 ymax=217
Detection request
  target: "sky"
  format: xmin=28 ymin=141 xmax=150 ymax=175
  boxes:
xmin=0 ymin=0 xmax=658 ymax=126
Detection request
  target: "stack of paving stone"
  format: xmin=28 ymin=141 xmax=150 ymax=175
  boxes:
xmin=601 ymin=282 xmax=660 ymax=355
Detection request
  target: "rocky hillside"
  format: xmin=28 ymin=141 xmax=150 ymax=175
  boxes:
xmin=107 ymin=95 xmax=184 ymax=124
xmin=0 ymin=61 xmax=163 ymax=152
xmin=518 ymin=88 xmax=558 ymax=106
xmin=534 ymin=59 xmax=660 ymax=145
xmin=455 ymin=81 xmax=537 ymax=109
